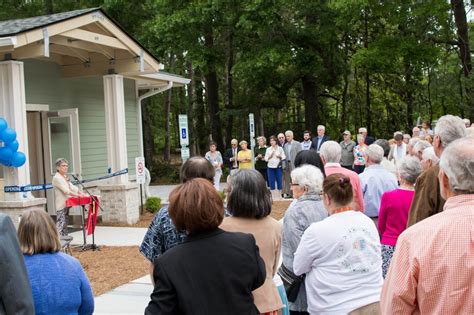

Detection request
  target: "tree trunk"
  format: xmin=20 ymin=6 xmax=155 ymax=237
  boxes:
xmin=302 ymin=74 xmax=319 ymax=131
xmin=451 ymin=0 xmax=474 ymax=120
xmin=187 ymin=62 xmax=197 ymax=156
xmin=44 ymin=0 xmax=53 ymax=14
xmin=163 ymin=87 xmax=172 ymax=161
xmin=225 ymin=30 xmax=235 ymax=148
xmin=194 ymin=71 xmax=206 ymax=155
xmin=203 ymin=25 xmax=225 ymax=151
xmin=405 ymin=63 xmax=414 ymax=131
xmin=141 ymin=96 xmax=155 ymax=167
xmin=163 ymin=54 xmax=175 ymax=161
xmin=341 ymin=71 xmax=349 ymax=133
xmin=363 ymin=8 xmax=371 ymax=134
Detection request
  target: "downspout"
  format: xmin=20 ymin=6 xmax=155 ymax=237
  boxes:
xmin=136 ymin=81 xmax=174 ymax=157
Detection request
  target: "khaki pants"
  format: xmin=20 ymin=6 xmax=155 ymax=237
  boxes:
xmin=349 ymin=302 xmax=380 ymax=315
xmin=282 ymin=161 xmax=295 ymax=196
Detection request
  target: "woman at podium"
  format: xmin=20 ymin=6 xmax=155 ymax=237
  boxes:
xmin=52 ymin=158 xmax=83 ymax=240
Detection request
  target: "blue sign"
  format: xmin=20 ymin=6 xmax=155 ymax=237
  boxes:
xmin=181 ymin=128 xmax=187 ymax=139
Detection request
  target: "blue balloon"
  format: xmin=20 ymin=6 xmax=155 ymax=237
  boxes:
xmin=7 ymin=140 xmax=19 ymax=152
xmin=0 ymin=147 xmax=14 ymax=160
xmin=0 ymin=118 xmax=7 ymax=133
xmin=0 ymin=128 xmax=16 ymax=144
xmin=11 ymin=151 xmax=26 ymax=167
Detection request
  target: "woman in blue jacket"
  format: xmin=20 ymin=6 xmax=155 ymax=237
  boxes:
xmin=18 ymin=210 xmax=94 ymax=315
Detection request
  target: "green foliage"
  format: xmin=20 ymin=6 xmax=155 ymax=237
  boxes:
xmin=145 ymin=197 xmax=161 ymax=214
xmin=1 ymin=0 xmax=472 ymax=171
xmin=149 ymin=159 xmax=180 ymax=184
xmin=217 ymin=190 xmax=226 ymax=202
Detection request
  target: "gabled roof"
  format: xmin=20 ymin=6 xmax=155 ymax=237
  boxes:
xmin=0 ymin=8 xmax=99 ymax=37
xmin=0 ymin=8 xmax=190 ymax=88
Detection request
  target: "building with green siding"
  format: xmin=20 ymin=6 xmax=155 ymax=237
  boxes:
xmin=0 ymin=8 xmax=189 ymax=226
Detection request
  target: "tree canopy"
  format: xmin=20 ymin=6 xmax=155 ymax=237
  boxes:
xmin=2 ymin=0 xmax=472 ymax=160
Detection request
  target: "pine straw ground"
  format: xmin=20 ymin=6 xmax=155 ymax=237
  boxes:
xmin=76 ymin=200 xmax=291 ymax=296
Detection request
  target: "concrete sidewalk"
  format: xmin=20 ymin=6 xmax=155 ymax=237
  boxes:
xmin=94 ymin=275 xmax=153 ymax=315
xmin=70 ymin=226 xmax=147 ymax=246
xmin=69 ymin=226 xmax=151 ymax=313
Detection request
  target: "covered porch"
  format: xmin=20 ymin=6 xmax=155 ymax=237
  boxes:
xmin=0 ymin=8 xmax=189 ymax=225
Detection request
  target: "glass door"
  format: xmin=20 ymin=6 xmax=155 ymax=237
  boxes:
xmin=42 ymin=108 xmax=81 ymax=213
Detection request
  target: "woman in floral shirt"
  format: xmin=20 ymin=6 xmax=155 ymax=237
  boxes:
xmin=353 ymin=134 xmax=368 ymax=174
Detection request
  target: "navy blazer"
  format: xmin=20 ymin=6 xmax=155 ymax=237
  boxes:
xmin=0 ymin=214 xmax=35 ymax=315
xmin=311 ymin=135 xmax=331 ymax=152
xmin=223 ymin=147 xmax=240 ymax=170
xmin=145 ymin=229 xmax=266 ymax=315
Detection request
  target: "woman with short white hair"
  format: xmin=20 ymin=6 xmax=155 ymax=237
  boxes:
xmin=412 ymin=140 xmax=431 ymax=161
xmin=281 ymin=165 xmax=328 ymax=313
xmin=378 ymin=156 xmax=422 ymax=278
xmin=420 ymin=147 xmax=439 ymax=171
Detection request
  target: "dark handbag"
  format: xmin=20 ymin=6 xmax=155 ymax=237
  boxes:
xmin=277 ymin=264 xmax=305 ymax=302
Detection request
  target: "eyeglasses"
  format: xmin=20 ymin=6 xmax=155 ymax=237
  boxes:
xmin=60 ymin=164 xmax=68 ymax=167
xmin=290 ymin=183 xmax=299 ymax=186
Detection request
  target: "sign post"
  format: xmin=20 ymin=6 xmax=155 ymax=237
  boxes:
xmin=178 ymin=114 xmax=190 ymax=162
xmin=135 ymin=157 xmax=145 ymax=214
xmin=249 ymin=113 xmax=255 ymax=169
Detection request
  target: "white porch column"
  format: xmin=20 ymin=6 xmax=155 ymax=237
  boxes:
xmin=0 ymin=60 xmax=31 ymax=201
xmin=103 ymin=74 xmax=128 ymax=184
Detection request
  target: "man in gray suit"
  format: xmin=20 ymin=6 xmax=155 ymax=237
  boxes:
xmin=283 ymin=130 xmax=302 ymax=198
xmin=0 ymin=214 xmax=35 ymax=315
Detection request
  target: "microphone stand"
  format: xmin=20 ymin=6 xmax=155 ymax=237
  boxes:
xmin=71 ymin=174 xmax=100 ymax=251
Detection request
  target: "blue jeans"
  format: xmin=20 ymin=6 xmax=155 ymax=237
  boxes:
xmin=267 ymin=167 xmax=283 ymax=190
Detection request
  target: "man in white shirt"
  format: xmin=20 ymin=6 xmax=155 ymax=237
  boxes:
xmin=388 ymin=133 xmax=407 ymax=165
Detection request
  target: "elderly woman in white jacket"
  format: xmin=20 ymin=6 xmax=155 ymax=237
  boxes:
xmin=52 ymin=158 xmax=83 ymax=240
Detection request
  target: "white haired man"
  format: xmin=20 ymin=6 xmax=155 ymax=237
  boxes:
xmin=320 ymin=141 xmax=365 ymax=211
xmin=358 ymin=127 xmax=375 ymax=145
xmin=282 ymin=130 xmax=302 ymax=198
xmin=310 ymin=125 xmax=330 ymax=152
xmin=359 ymin=144 xmax=398 ymax=225
xmin=462 ymin=118 xmax=470 ymax=128
xmin=381 ymin=137 xmax=474 ymax=314
xmin=277 ymin=133 xmax=286 ymax=147
xmin=407 ymin=115 xmax=466 ymax=226
xmin=412 ymin=126 xmax=420 ymax=138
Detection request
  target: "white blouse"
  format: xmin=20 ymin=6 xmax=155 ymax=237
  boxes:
xmin=264 ymin=146 xmax=286 ymax=168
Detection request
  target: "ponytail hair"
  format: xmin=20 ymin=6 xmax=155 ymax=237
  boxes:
xmin=323 ymin=173 xmax=353 ymax=205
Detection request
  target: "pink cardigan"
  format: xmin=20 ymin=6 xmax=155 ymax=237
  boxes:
xmin=378 ymin=188 xmax=415 ymax=246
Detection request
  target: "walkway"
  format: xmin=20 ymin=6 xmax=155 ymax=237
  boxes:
xmin=69 ymin=226 xmax=151 ymax=314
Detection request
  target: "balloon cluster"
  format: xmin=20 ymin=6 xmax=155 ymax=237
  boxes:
xmin=0 ymin=118 xmax=26 ymax=167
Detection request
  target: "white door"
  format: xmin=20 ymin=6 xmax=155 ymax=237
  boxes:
xmin=42 ymin=108 xmax=81 ymax=213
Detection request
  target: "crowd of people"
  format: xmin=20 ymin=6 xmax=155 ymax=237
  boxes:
xmin=142 ymin=114 xmax=473 ymax=314
xmin=0 ymin=115 xmax=472 ymax=314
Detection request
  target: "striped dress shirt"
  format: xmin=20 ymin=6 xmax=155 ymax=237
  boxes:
xmin=380 ymin=194 xmax=474 ymax=314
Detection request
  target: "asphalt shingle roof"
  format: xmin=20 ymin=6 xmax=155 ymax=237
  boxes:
xmin=0 ymin=8 xmax=99 ymax=37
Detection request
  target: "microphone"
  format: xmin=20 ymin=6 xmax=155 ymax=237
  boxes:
xmin=71 ymin=174 xmax=79 ymax=181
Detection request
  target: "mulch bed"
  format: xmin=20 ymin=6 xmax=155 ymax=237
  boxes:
xmin=73 ymin=246 xmax=149 ymax=296
xmin=79 ymin=200 xmax=292 ymax=296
